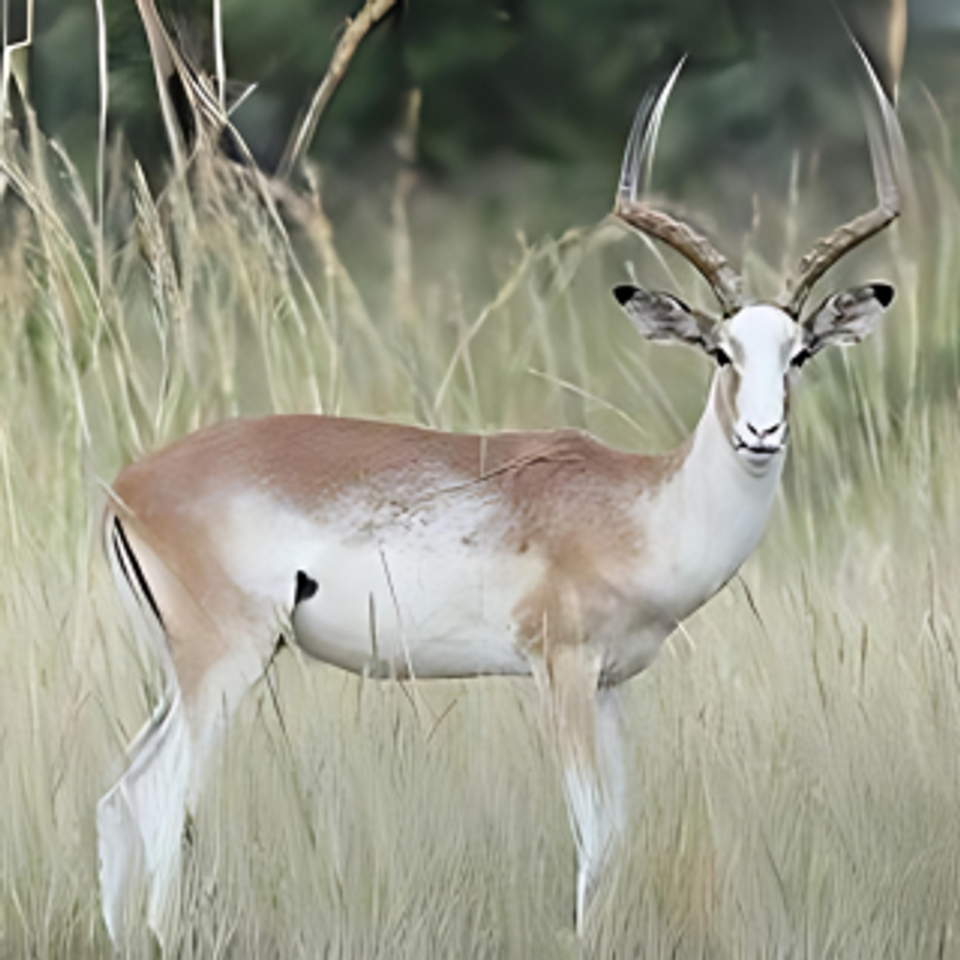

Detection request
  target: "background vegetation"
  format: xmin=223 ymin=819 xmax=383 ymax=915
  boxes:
xmin=2 ymin=0 xmax=960 ymax=956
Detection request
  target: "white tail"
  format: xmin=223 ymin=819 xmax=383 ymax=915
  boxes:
xmin=97 ymin=57 xmax=903 ymax=943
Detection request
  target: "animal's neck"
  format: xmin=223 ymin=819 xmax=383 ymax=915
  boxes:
xmin=640 ymin=376 xmax=785 ymax=616
xmin=685 ymin=374 xmax=786 ymax=503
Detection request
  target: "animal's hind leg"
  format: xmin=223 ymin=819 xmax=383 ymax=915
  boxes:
xmin=99 ymin=515 xmax=282 ymax=946
xmin=97 ymin=688 xmax=192 ymax=945
xmin=97 ymin=640 xmax=270 ymax=948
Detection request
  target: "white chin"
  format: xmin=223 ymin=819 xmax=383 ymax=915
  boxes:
xmin=736 ymin=447 xmax=783 ymax=473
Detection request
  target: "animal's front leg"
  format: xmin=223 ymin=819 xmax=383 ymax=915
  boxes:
xmin=534 ymin=645 xmax=625 ymax=935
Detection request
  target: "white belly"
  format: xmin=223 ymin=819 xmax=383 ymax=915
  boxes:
xmin=215 ymin=490 xmax=541 ymax=679
xmin=291 ymin=538 xmax=538 ymax=678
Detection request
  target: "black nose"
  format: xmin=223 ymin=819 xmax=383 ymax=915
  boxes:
xmin=746 ymin=422 xmax=781 ymax=439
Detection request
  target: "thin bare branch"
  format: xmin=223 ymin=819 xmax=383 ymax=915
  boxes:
xmin=278 ymin=0 xmax=398 ymax=179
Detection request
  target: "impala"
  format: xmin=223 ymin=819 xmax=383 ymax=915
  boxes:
xmin=97 ymin=60 xmax=902 ymax=945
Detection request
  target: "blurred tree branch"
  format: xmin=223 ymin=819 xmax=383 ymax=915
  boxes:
xmin=278 ymin=0 xmax=398 ymax=179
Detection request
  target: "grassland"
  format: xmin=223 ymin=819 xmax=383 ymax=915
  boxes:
xmin=2 ymin=40 xmax=960 ymax=959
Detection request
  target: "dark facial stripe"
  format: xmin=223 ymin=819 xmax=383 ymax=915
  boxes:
xmin=713 ymin=366 xmax=741 ymax=440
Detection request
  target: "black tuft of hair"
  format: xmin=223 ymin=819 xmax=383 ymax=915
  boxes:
xmin=613 ymin=284 xmax=638 ymax=306
xmin=295 ymin=570 xmax=319 ymax=604
xmin=871 ymin=283 xmax=895 ymax=308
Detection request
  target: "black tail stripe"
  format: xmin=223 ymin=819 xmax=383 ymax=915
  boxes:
xmin=113 ymin=517 xmax=165 ymax=629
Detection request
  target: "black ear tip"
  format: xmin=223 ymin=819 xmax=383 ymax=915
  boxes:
xmin=871 ymin=283 xmax=895 ymax=307
xmin=613 ymin=284 xmax=638 ymax=306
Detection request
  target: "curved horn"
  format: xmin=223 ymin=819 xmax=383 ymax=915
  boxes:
xmin=783 ymin=42 xmax=903 ymax=316
xmin=613 ymin=61 xmax=743 ymax=317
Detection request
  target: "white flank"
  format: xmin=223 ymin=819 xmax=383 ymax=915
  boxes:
xmin=217 ymin=486 xmax=543 ymax=679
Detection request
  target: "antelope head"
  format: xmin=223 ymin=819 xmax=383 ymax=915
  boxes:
xmin=612 ymin=58 xmax=901 ymax=474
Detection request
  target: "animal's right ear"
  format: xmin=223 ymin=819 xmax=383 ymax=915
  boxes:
xmin=613 ymin=285 xmax=719 ymax=354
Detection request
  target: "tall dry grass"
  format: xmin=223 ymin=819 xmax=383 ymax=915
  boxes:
xmin=2 ymin=18 xmax=960 ymax=959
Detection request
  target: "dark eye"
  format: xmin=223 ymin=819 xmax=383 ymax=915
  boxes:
xmin=712 ymin=347 xmax=732 ymax=367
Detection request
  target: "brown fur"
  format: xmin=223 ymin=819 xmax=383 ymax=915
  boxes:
xmin=108 ymin=504 xmax=264 ymax=704
xmin=114 ymin=416 xmax=681 ymax=514
xmin=713 ymin=367 xmax=739 ymax=443
xmin=111 ymin=415 xmax=691 ymax=694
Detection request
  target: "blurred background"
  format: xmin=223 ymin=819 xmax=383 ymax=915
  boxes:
xmin=30 ymin=0 xmax=960 ymax=238
xmin=21 ymin=0 xmax=958 ymax=379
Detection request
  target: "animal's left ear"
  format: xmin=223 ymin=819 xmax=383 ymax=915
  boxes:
xmin=795 ymin=282 xmax=894 ymax=364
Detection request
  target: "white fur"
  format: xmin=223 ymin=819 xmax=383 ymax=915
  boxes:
xmin=724 ymin=305 xmax=798 ymax=441
xmin=97 ymin=691 xmax=191 ymax=949
xmin=217 ymin=489 xmax=543 ymax=679
xmin=589 ymin=372 xmax=784 ymax=684
xmin=569 ymin=686 xmax=624 ymax=935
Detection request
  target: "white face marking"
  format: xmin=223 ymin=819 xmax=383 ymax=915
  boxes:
xmin=716 ymin=305 xmax=800 ymax=474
